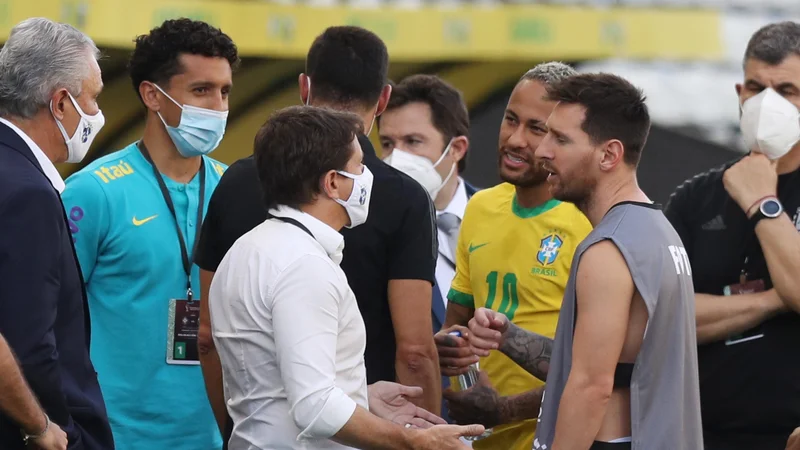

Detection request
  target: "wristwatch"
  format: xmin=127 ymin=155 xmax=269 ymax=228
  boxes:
xmin=20 ymin=413 xmax=49 ymax=445
xmin=749 ymin=196 xmax=783 ymax=226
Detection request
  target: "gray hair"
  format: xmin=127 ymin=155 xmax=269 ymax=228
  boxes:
xmin=520 ymin=61 xmax=577 ymax=85
xmin=0 ymin=17 xmax=100 ymax=119
xmin=744 ymin=21 xmax=800 ymax=68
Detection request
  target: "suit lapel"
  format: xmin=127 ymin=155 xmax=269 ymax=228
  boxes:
xmin=431 ymin=179 xmax=479 ymax=331
xmin=0 ymin=122 xmax=44 ymax=168
xmin=0 ymin=122 xmax=93 ymax=346
xmin=464 ymin=181 xmax=478 ymax=198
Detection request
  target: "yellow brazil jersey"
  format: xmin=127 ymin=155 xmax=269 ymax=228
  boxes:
xmin=448 ymin=182 xmax=592 ymax=450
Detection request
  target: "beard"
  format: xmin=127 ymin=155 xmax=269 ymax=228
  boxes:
xmin=548 ymin=168 xmax=596 ymax=210
xmin=497 ymin=152 xmax=550 ymax=187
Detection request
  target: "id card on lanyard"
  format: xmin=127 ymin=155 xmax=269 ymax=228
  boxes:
xmin=139 ymin=142 xmax=206 ymax=365
xmin=724 ymin=233 xmax=766 ymax=346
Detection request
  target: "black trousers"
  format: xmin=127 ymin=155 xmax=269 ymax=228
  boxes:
xmin=222 ymin=415 xmax=233 ymax=450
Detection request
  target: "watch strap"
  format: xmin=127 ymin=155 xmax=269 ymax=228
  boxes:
xmin=749 ymin=196 xmax=782 ymax=227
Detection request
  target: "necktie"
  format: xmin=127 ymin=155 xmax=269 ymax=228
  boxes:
xmin=437 ymin=212 xmax=461 ymax=262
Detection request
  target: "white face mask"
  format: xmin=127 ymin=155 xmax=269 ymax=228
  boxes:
xmin=740 ymin=87 xmax=800 ymax=160
xmin=383 ymin=140 xmax=456 ymax=198
xmin=334 ymin=166 xmax=374 ymax=228
xmin=51 ymin=93 xmax=105 ymax=163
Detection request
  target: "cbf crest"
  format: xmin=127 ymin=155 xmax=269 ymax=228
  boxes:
xmin=537 ymin=232 xmax=564 ymax=266
xmin=81 ymin=124 xmax=92 ymax=143
xmin=358 ymin=185 xmax=367 ymax=205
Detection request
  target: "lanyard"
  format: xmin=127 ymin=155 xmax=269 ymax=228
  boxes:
xmin=138 ymin=141 xmax=205 ymax=301
xmin=267 ymin=213 xmax=314 ymax=239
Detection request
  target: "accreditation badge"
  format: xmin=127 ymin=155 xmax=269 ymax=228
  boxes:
xmin=166 ymin=299 xmax=201 ymax=365
xmin=723 ymin=279 xmax=766 ymax=346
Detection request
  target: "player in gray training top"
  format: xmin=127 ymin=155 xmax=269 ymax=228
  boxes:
xmin=465 ymin=73 xmax=702 ymax=450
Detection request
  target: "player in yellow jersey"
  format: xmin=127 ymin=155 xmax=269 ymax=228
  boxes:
xmin=436 ymin=63 xmax=592 ymax=450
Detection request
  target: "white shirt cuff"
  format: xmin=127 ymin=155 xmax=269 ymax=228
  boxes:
xmin=296 ymin=388 xmax=358 ymax=441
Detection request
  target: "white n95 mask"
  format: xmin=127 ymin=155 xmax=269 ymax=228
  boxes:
xmin=384 ymin=140 xmax=456 ymax=198
xmin=52 ymin=93 xmax=105 ymax=163
xmin=335 ymin=166 xmax=374 ymax=228
xmin=740 ymin=87 xmax=800 ymax=160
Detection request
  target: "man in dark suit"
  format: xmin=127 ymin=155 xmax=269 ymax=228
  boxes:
xmin=0 ymin=332 xmax=68 ymax=450
xmin=376 ymin=74 xmax=477 ymax=422
xmin=0 ymin=18 xmax=114 ymax=450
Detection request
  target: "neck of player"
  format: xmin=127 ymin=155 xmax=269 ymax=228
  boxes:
xmin=434 ymin=171 xmax=459 ymax=211
xmin=514 ymin=182 xmax=553 ymax=209
xmin=311 ymin=100 xmax=376 ymax=138
xmin=581 ymin=174 xmax=650 ymax=226
xmin=142 ymin=114 xmax=202 ymax=184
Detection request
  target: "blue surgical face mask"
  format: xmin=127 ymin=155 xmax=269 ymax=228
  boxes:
xmin=154 ymin=84 xmax=228 ymax=158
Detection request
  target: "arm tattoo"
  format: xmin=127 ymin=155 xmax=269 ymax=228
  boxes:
xmin=447 ymin=385 xmax=503 ymax=428
xmin=498 ymin=386 xmax=546 ymax=424
xmin=499 ymin=323 xmax=553 ymax=382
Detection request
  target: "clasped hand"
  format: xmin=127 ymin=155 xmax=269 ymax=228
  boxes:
xmin=433 ymin=308 xmax=511 ymax=427
xmin=433 ymin=308 xmax=509 ymax=376
xmin=722 ymin=153 xmax=778 ymax=215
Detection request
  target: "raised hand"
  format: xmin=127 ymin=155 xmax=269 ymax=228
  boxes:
xmin=467 ymin=308 xmax=509 ymax=357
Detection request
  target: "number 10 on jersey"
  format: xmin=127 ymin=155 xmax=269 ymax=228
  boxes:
xmin=485 ymin=271 xmax=519 ymax=320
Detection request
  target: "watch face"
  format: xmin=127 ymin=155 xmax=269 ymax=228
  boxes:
xmin=761 ymin=199 xmax=783 ymax=217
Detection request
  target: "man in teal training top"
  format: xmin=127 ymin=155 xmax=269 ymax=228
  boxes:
xmin=61 ymin=18 xmax=237 ymax=450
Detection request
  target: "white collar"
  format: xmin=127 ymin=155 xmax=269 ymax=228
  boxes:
xmin=437 ymin=177 xmax=468 ymax=220
xmin=269 ymin=205 xmax=346 ymax=263
xmin=0 ymin=118 xmax=65 ymax=193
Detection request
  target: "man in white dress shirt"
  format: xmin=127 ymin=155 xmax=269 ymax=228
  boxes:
xmin=209 ymin=105 xmax=483 ymax=449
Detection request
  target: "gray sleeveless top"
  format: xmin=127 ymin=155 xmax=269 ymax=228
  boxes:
xmin=533 ymin=202 xmax=703 ymax=450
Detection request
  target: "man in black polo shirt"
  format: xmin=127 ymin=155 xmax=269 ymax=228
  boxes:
xmin=664 ymin=21 xmax=800 ymax=450
xmin=195 ymin=26 xmax=441 ymax=445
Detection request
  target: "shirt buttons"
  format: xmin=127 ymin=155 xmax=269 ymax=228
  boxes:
xmin=178 ymin=185 xmax=185 ymax=192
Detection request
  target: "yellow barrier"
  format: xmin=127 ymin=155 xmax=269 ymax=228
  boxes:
xmin=1 ymin=0 xmax=723 ymax=61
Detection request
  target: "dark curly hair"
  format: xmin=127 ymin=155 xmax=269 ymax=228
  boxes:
xmin=128 ymin=18 xmax=240 ymax=100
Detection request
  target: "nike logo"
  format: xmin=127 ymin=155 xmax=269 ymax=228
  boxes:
xmin=132 ymin=215 xmax=158 ymax=226
xmin=469 ymin=242 xmax=488 ymax=253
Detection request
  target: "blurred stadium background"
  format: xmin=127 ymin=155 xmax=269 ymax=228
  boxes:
xmin=4 ymin=0 xmax=797 ymax=203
